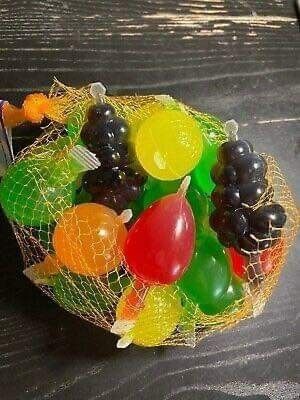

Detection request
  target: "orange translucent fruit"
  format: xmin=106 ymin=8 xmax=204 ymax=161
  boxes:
xmin=22 ymin=93 xmax=52 ymax=123
xmin=2 ymin=103 xmax=26 ymax=127
xmin=36 ymin=254 xmax=62 ymax=276
xmin=53 ymin=203 xmax=127 ymax=277
xmin=2 ymin=93 xmax=57 ymax=127
xmin=23 ymin=254 xmax=62 ymax=285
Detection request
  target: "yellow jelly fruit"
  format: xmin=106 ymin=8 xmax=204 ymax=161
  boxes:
xmin=135 ymin=109 xmax=203 ymax=180
xmin=128 ymin=101 xmax=164 ymax=145
xmin=116 ymin=285 xmax=182 ymax=347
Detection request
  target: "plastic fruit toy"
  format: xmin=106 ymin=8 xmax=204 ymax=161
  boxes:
xmin=0 ymin=142 xmax=100 ymax=226
xmin=210 ymin=122 xmax=287 ymax=254
xmin=135 ymin=109 xmax=203 ymax=180
xmin=114 ymin=285 xmax=182 ymax=347
xmin=53 ymin=203 xmax=128 ymax=276
xmin=0 ymin=81 xmax=297 ymax=350
xmin=124 ymin=177 xmax=195 ymax=285
xmin=178 ymin=233 xmax=240 ymax=315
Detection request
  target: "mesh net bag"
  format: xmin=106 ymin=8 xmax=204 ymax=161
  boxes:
xmin=0 ymin=80 xmax=298 ymax=348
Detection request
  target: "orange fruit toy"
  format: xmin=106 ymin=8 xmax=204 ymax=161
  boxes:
xmin=53 ymin=203 xmax=128 ymax=276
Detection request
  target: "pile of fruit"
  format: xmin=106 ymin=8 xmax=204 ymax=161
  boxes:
xmin=0 ymin=81 xmax=297 ymax=348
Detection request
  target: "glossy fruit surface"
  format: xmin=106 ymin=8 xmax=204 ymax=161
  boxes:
xmin=116 ymin=285 xmax=182 ymax=347
xmin=135 ymin=109 xmax=203 ymax=180
xmin=232 ymin=153 xmax=267 ymax=184
xmin=228 ymin=247 xmax=246 ymax=278
xmin=142 ymin=177 xmax=208 ymax=233
xmin=80 ymin=103 xmax=146 ymax=213
xmin=191 ymin=133 xmax=218 ymax=194
xmin=124 ymin=190 xmax=195 ymax=284
xmin=259 ymin=238 xmax=285 ymax=274
xmin=218 ymin=140 xmax=253 ymax=163
xmin=250 ymin=203 xmax=287 ymax=234
xmin=178 ymin=234 xmax=231 ymax=315
xmin=0 ymin=157 xmax=76 ymax=226
xmin=53 ymin=203 xmax=127 ymax=276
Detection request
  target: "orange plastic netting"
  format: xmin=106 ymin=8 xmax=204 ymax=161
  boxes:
xmin=1 ymin=80 xmax=298 ymax=348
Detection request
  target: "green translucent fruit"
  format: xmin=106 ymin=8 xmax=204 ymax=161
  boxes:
xmin=191 ymin=136 xmax=218 ymax=195
xmin=0 ymin=157 xmax=76 ymax=226
xmin=178 ymin=234 xmax=244 ymax=315
xmin=0 ymin=137 xmax=85 ymax=226
xmin=212 ymin=275 xmax=244 ymax=314
xmin=67 ymin=103 xmax=91 ymax=142
xmin=52 ymin=271 xmax=130 ymax=314
xmin=191 ymin=115 xmax=225 ymax=195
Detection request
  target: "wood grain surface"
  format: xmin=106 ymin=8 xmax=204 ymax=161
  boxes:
xmin=0 ymin=1 xmax=299 ymax=399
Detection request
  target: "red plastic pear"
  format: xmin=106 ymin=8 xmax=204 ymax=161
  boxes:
xmin=124 ymin=177 xmax=196 ymax=285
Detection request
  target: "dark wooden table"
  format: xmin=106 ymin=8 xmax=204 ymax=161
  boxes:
xmin=0 ymin=1 xmax=299 ymax=399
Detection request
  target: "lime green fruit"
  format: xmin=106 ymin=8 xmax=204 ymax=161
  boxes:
xmin=53 ymin=271 xmax=130 ymax=314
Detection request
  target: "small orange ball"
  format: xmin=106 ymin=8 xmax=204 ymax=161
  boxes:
xmin=53 ymin=203 xmax=127 ymax=276
xmin=23 ymin=93 xmax=52 ymax=123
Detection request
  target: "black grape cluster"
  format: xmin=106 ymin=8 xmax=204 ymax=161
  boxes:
xmin=209 ymin=139 xmax=287 ymax=254
xmin=80 ymin=103 xmax=146 ymax=213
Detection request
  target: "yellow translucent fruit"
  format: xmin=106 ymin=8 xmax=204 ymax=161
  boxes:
xmin=117 ymin=285 xmax=182 ymax=347
xmin=135 ymin=109 xmax=203 ymax=180
xmin=128 ymin=101 xmax=164 ymax=145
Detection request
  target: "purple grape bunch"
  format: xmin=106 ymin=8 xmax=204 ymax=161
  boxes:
xmin=209 ymin=139 xmax=287 ymax=254
xmin=80 ymin=103 xmax=146 ymax=213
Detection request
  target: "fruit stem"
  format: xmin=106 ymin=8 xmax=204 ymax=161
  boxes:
xmin=178 ymin=175 xmax=191 ymax=197
xmin=110 ymin=320 xmax=135 ymax=335
xmin=70 ymin=145 xmax=101 ymax=171
xmin=90 ymin=82 xmax=106 ymax=103
xmin=119 ymin=209 xmax=133 ymax=223
xmin=116 ymin=333 xmax=133 ymax=349
xmin=224 ymin=119 xmax=239 ymax=141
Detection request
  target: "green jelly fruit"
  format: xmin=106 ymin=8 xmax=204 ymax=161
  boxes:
xmin=208 ymin=275 xmax=244 ymax=315
xmin=67 ymin=102 xmax=91 ymax=142
xmin=191 ymin=114 xmax=225 ymax=195
xmin=178 ymin=233 xmax=232 ymax=315
xmin=0 ymin=157 xmax=76 ymax=226
xmin=52 ymin=270 xmax=131 ymax=314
